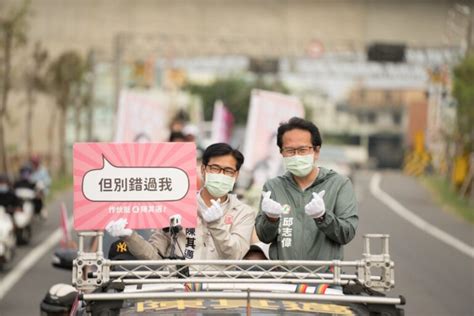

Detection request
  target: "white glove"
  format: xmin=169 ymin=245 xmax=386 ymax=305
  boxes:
xmin=200 ymin=198 xmax=224 ymax=223
xmin=105 ymin=218 xmax=132 ymax=237
xmin=304 ymin=190 xmax=326 ymax=219
xmin=261 ymin=191 xmax=284 ymax=219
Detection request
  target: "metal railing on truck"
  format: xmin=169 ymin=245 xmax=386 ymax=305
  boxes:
xmin=72 ymin=233 xmax=404 ymax=306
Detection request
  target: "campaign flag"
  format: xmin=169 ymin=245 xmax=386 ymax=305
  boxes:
xmin=114 ymin=90 xmax=172 ymax=143
xmin=59 ymin=203 xmax=71 ymax=247
xmin=211 ymin=100 xmax=234 ymax=143
xmin=243 ymin=90 xmax=305 ymax=172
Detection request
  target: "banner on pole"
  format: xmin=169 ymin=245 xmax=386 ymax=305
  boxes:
xmin=243 ymin=90 xmax=305 ymax=183
xmin=211 ymin=100 xmax=234 ymax=143
xmin=114 ymin=90 xmax=172 ymax=143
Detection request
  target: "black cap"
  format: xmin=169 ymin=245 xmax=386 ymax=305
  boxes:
xmin=108 ymin=240 xmax=136 ymax=260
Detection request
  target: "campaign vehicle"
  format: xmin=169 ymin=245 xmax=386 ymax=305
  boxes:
xmin=42 ymin=232 xmax=405 ymax=315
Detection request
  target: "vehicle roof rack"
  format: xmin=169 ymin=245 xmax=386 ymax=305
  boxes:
xmin=72 ymin=232 xmax=402 ymax=306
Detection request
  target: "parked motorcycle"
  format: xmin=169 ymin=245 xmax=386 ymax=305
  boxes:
xmin=0 ymin=206 xmax=16 ymax=270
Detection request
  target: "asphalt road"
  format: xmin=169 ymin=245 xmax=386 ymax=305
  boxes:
xmin=0 ymin=191 xmax=73 ymax=316
xmin=0 ymin=170 xmax=472 ymax=316
xmin=345 ymin=170 xmax=473 ymax=316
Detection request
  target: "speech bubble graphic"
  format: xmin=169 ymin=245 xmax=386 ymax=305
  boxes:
xmin=82 ymin=157 xmax=190 ymax=202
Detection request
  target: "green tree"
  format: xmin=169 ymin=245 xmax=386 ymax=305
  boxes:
xmin=453 ymin=54 xmax=474 ymax=154
xmin=185 ymin=77 xmax=289 ymax=124
xmin=47 ymin=51 xmax=85 ymax=175
xmin=452 ymin=54 xmax=474 ymax=201
xmin=0 ymin=0 xmax=30 ymax=173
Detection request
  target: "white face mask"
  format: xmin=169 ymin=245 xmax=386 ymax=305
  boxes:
xmin=204 ymin=173 xmax=236 ymax=198
xmin=283 ymin=154 xmax=315 ymax=177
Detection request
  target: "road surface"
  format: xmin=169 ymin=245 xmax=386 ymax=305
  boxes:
xmin=0 ymin=170 xmax=472 ymax=315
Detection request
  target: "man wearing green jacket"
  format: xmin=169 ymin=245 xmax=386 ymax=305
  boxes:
xmin=255 ymin=117 xmax=358 ymax=261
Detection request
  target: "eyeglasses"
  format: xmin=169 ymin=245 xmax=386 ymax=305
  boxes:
xmin=205 ymin=164 xmax=238 ymax=177
xmin=281 ymin=146 xmax=315 ymax=157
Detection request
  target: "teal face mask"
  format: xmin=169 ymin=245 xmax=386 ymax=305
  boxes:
xmin=283 ymin=154 xmax=315 ymax=177
xmin=204 ymin=173 xmax=236 ymax=198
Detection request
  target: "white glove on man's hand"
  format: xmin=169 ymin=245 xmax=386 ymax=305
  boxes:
xmin=304 ymin=190 xmax=326 ymax=219
xmin=200 ymin=198 xmax=224 ymax=223
xmin=261 ymin=191 xmax=284 ymax=219
xmin=105 ymin=218 xmax=133 ymax=237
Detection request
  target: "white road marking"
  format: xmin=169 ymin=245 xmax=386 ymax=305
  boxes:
xmin=0 ymin=217 xmax=74 ymax=300
xmin=0 ymin=229 xmax=61 ymax=300
xmin=370 ymin=172 xmax=474 ymax=259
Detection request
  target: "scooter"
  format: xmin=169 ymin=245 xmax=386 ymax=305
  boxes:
xmin=14 ymin=187 xmax=35 ymax=245
xmin=0 ymin=206 xmax=16 ymax=270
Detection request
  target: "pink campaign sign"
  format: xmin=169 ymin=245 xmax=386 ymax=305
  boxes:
xmin=73 ymin=143 xmax=197 ymax=230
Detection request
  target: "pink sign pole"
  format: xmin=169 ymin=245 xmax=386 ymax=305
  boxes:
xmin=73 ymin=142 xmax=197 ymax=230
